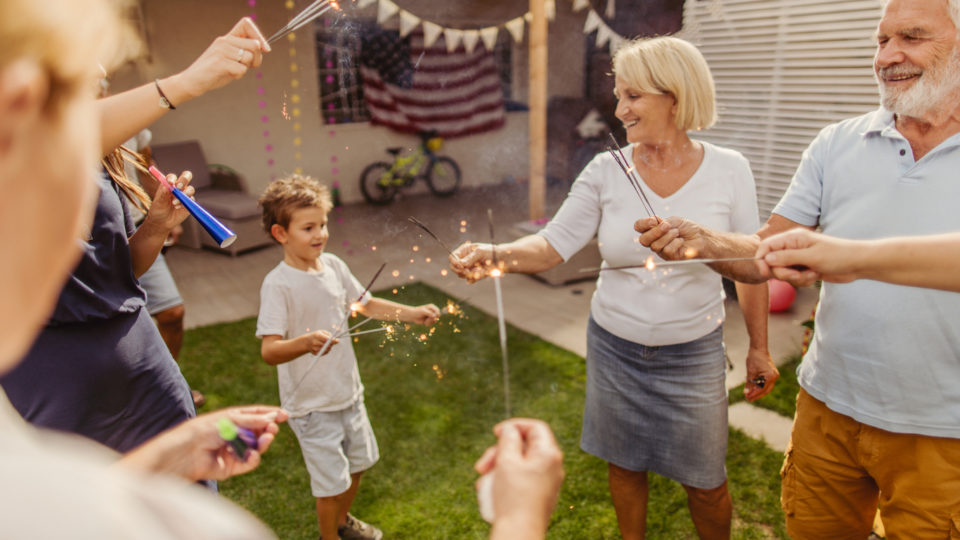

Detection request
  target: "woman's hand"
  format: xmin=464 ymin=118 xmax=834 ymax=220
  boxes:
xmin=756 ymin=229 xmax=855 ymax=287
xmin=744 ymin=348 xmax=779 ymax=402
xmin=120 ymin=406 xmax=289 ymax=482
xmin=142 ymin=170 xmax=195 ymax=233
xmin=164 ymin=17 xmax=271 ymax=103
xmin=450 ymin=242 xmax=498 ymax=283
xmin=634 ymin=216 xmax=708 ymax=261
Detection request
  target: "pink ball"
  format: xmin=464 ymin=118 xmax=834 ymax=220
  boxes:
xmin=768 ymin=279 xmax=797 ymax=313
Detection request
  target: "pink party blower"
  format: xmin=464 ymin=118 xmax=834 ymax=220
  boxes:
xmin=149 ymin=165 xmax=237 ymax=248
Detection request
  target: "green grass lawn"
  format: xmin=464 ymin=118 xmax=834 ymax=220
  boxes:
xmin=180 ymin=282 xmax=789 ymax=539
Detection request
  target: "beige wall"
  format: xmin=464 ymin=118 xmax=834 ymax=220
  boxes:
xmin=115 ymin=0 xmax=586 ymax=203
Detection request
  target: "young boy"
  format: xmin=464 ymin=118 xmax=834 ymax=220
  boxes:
xmin=256 ymin=175 xmax=440 ymax=540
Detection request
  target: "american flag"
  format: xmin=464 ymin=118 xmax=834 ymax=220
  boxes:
xmin=359 ymin=28 xmax=506 ymax=138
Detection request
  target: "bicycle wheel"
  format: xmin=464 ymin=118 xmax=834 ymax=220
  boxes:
xmin=426 ymin=156 xmax=462 ymax=197
xmin=360 ymin=162 xmax=398 ymax=205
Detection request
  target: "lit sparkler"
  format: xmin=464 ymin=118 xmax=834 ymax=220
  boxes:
xmin=407 ymin=216 xmax=458 ymax=259
xmin=267 ymin=0 xmax=341 ymax=45
xmin=581 ymin=255 xmax=761 ymax=273
xmin=607 ymin=133 xmax=659 ymax=221
xmin=488 ymin=209 xmax=511 ymax=418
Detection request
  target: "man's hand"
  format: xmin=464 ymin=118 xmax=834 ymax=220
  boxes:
xmin=475 ymin=418 xmax=564 ymax=539
xmin=450 ymin=242 xmax=497 ymax=283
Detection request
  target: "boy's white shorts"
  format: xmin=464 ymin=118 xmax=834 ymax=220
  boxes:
xmin=288 ymin=399 xmax=380 ymax=497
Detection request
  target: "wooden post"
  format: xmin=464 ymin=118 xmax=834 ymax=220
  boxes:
xmin=529 ymin=0 xmax=548 ymax=221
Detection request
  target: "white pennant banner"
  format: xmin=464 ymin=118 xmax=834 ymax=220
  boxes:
xmin=399 ymin=10 xmax=421 ymax=37
xmin=479 ymin=26 xmax=500 ymax=51
xmin=596 ymin=21 xmax=612 ymax=47
xmin=572 ymin=0 xmax=590 ymax=12
xmin=444 ymin=28 xmax=464 ymax=52
xmin=422 ymin=20 xmax=444 ymax=48
xmin=377 ymin=0 xmax=399 ymax=24
xmin=356 ymin=0 xmax=376 ymax=8
xmin=547 ymin=0 xmax=556 ymax=20
xmin=462 ymin=29 xmax=481 ymax=54
xmin=583 ymin=9 xmax=602 ymax=34
xmin=505 ymin=16 xmax=525 ymax=43
xmin=605 ymin=0 xmax=616 ymax=18
xmin=609 ymin=33 xmax=626 ymax=56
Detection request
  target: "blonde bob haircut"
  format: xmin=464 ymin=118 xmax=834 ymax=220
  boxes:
xmin=0 ymin=0 xmax=133 ymax=118
xmin=613 ymin=36 xmax=717 ymax=132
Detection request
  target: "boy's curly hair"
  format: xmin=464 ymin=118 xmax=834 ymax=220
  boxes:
xmin=259 ymin=174 xmax=333 ymax=236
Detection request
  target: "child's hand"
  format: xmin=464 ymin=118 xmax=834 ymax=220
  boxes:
xmin=412 ymin=304 xmax=441 ymax=326
xmin=302 ymin=330 xmax=338 ymax=355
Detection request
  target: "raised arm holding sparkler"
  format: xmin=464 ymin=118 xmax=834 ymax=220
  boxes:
xmin=98 ymin=17 xmax=271 ymax=155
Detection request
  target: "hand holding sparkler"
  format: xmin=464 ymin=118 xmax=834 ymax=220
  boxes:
xmin=300 ymin=329 xmax=340 ymax=356
xmin=755 ymin=228 xmax=853 ymax=287
xmin=450 ymin=242 xmax=501 ymax=283
xmin=159 ymin=18 xmax=270 ymax=105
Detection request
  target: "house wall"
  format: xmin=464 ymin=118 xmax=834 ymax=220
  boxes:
xmin=112 ymin=0 xmax=587 ymax=203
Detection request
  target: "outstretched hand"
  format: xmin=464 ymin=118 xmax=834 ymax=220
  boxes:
xmin=475 ymin=418 xmax=564 ymax=537
xmin=756 ymin=229 xmax=853 ymax=287
xmin=411 ymin=304 xmax=441 ymax=326
xmin=121 ymin=406 xmax=288 ymax=482
xmin=450 ymin=242 xmax=498 ymax=283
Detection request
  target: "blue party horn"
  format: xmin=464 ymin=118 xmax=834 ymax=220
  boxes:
xmin=149 ymin=166 xmax=237 ymax=249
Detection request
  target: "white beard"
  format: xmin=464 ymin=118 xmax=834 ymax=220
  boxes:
xmin=877 ymin=48 xmax=960 ymax=120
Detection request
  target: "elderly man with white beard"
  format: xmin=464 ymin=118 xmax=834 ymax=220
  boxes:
xmin=634 ymin=0 xmax=960 ymax=537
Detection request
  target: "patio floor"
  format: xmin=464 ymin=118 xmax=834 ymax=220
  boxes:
xmin=165 ymin=181 xmax=816 ymax=449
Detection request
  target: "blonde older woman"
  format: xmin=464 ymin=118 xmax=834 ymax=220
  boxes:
xmin=452 ymin=37 xmax=778 ymax=539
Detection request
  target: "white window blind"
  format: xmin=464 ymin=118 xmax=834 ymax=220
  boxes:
xmin=679 ymin=0 xmax=883 ymax=218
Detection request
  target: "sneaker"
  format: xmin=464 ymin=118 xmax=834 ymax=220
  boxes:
xmin=338 ymin=513 xmax=382 ymax=540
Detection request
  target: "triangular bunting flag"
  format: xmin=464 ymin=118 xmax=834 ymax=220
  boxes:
xmin=479 ymin=26 xmax=500 ymax=51
xmin=596 ymin=21 xmax=612 ymax=47
xmin=572 ymin=0 xmax=590 ymax=12
xmin=583 ymin=9 xmax=602 ymax=33
xmin=524 ymin=12 xmax=533 ymax=23
xmin=356 ymin=0 xmax=376 ymax=8
xmin=377 ymin=0 xmax=399 ymax=24
xmin=505 ymin=16 xmax=525 ymax=43
xmin=605 ymin=0 xmax=616 ymax=19
xmin=546 ymin=0 xmax=556 ymax=21
xmin=422 ymin=20 xmax=443 ymax=48
xmin=609 ymin=33 xmax=626 ymax=56
xmin=462 ymin=29 xmax=481 ymax=54
xmin=399 ymin=10 xmax=421 ymax=37
xmin=444 ymin=28 xmax=464 ymax=52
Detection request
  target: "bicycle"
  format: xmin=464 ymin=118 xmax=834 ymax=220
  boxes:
xmin=359 ymin=130 xmax=462 ymax=205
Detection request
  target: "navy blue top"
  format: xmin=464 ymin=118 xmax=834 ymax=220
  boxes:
xmin=0 ymin=173 xmax=195 ymax=452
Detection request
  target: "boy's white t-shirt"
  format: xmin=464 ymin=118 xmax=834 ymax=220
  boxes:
xmin=256 ymin=253 xmax=371 ymax=417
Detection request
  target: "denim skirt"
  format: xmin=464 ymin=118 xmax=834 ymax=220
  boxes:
xmin=580 ymin=316 xmax=728 ymax=489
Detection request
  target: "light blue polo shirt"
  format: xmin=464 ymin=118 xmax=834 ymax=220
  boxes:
xmin=774 ymin=108 xmax=960 ymax=438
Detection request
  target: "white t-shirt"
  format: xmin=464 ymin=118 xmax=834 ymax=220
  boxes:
xmin=540 ymin=141 xmax=759 ymax=346
xmin=256 ymin=254 xmax=370 ymax=417
xmin=0 ymin=391 xmax=276 ymax=539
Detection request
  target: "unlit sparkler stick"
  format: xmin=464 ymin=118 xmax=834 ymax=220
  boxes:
xmin=267 ymin=0 xmax=338 ymax=44
xmin=487 ymin=209 xmax=511 ymax=419
xmin=408 ymin=216 xmax=458 ymax=259
xmin=580 ymin=256 xmax=761 ymax=273
xmin=608 ymin=133 xmax=659 ymax=220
